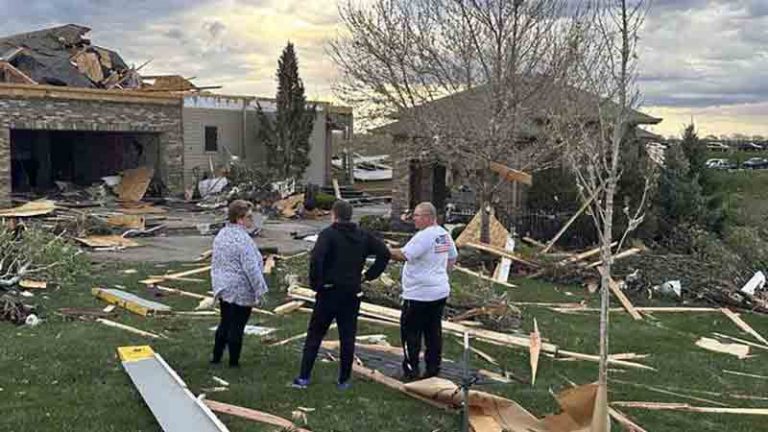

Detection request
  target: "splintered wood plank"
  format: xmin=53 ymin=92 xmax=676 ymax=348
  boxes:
xmin=0 ymin=200 xmax=56 ymax=217
xmin=530 ymin=318 xmax=541 ymax=387
xmin=204 ymin=399 xmax=309 ymax=432
xmin=611 ymin=402 xmax=768 ymax=415
xmin=598 ymin=266 xmax=643 ymax=321
xmin=721 ymin=308 xmax=768 ymax=345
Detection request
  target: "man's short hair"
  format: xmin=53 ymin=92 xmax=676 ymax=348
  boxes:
xmin=332 ymin=200 xmax=353 ymax=222
xmin=228 ymin=199 xmax=253 ymax=223
xmin=415 ymin=202 xmax=437 ymax=219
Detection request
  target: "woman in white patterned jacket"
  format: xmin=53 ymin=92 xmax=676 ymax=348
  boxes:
xmin=210 ymin=200 xmax=268 ymax=367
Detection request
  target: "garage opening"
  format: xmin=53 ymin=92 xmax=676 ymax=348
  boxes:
xmin=10 ymin=129 xmax=160 ymax=194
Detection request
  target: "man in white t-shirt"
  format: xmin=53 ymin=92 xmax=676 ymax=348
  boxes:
xmin=389 ymin=202 xmax=458 ymax=380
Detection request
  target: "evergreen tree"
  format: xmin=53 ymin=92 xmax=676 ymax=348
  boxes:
xmin=680 ymin=123 xmax=706 ymax=182
xmin=274 ymin=42 xmax=315 ymax=179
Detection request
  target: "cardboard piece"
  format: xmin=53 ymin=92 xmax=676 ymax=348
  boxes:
xmin=530 ymin=319 xmax=542 ymax=387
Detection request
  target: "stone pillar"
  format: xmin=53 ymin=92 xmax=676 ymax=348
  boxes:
xmin=390 ymin=135 xmax=410 ymax=218
xmin=160 ymin=128 xmax=184 ymax=194
xmin=0 ymin=127 xmax=10 ymax=206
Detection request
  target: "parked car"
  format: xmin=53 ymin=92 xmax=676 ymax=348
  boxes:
xmin=742 ymin=157 xmax=768 ymax=170
xmin=705 ymin=158 xmax=736 ymax=170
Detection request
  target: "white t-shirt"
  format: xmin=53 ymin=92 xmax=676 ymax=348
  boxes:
xmin=401 ymin=225 xmax=458 ymax=301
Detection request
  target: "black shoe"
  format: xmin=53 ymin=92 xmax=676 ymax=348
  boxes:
xmin=422 ymin=370 xmax=439 ymax=379
xmin=401 ymin=371 xmax=420 ymax=382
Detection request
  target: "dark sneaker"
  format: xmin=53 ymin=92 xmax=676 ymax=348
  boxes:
xmin=336 ymin=380 xmax=352 ymax=391
xmin=291 ymin=377 xmax=310 ymax=389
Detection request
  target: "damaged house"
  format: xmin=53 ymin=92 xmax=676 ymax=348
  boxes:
xmin=373 ymin=85 xmax=663 ymax=222
xmin=0 ymin=24 xmax=352 ymax=204
xmin=0 ymin=24 xmax=182 ymax=203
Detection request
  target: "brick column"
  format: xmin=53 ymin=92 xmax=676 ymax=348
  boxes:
xmin=390 ymin=135 xmax=410 ymax=218
xmin=160 ymin=129 xmax=184 ymax=194
xmin=0 ymin=127 xmax=10 ymax=206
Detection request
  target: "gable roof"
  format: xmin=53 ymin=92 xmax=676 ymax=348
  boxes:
xmin=371 ymin=82 xmax=662 ymax=137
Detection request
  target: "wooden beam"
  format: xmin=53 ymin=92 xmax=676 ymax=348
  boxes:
xmin=530 ymin=318 xmax=541 ymax=387
xmin=542 ymin=188 xmax=599 ymax=254
xmin=96 ymin=318 xmax=165 ymax=339
xmin=608 ymin=408 xmax=649 ymax=432
xmin=489 ymin=161 xmax=532 ymax=186
xmin=464 ymin=241 xmax=539 ymax=268
xmin=204 ymin=399 xmax=311 ymax=432
xmin=0 ymin=82 xmax=181 ymax=105
xmin=611 ymin=402 xmax=768 ymax=416
xmin=585 ymin=248 xmax=642 ymax=269
xmin=723 ymin=370 xmax=768 ymax=380
xmin=598 ymin=266 xmax=642 ymax=321
xmin=155 ymin=286 xmax=274 ymax=316
xmin=720 ymin=308 xmax=768 ymax=345
xmin=273 ymin=300 xmax=305 ymax=315
xmin=453 ymin=265 xmax=517 ymax=288
xmin=351 ymin=363 xmax=454 ymax=410
xmin=141 ymin=266 xmax=211 ymax=285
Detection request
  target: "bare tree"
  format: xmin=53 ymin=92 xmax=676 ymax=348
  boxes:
xmin=329 ymin=0 xmax=588 ymax=241
xmin=548 ymin=1 xmax=652 ymax=428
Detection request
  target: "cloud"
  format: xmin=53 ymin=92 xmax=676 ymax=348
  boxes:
xmin=0 ymin=0 xmax=766 ymax=135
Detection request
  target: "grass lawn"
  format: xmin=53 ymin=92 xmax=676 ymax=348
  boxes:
xmin=1 ymin=256 xmax=767 ymax=431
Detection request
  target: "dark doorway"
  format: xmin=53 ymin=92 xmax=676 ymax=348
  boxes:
xmin=408 ymin=160 xmax=447 ymax=218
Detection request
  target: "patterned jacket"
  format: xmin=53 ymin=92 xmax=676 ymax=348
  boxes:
xmin=211 ymin=223 xmax=268 ymax=306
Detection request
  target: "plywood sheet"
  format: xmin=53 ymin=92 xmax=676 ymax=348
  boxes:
xmin=74 ymin=235 xmax=142 ymax=249
xmin=0 ymin=200 xmax=55 ymax=217
xmin=116 ymin=166 xmax=154 ymax=202
xmin=107 ymin=214 xmax=146 ymax=229
xmin=455 ymin=211 xmax=509 ymax=249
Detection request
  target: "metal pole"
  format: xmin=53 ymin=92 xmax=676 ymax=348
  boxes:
xmin=462 ymin=331 xmax=470 ymax=432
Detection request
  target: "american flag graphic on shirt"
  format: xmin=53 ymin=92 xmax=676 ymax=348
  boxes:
xmin=433 ymin=234 xmax=451 ymax=253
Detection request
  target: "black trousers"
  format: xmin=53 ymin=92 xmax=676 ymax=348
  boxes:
xmin=299 ymin=289 xmax=361 ymax=383
xmin=212 ymin=300 xmax=252 ymax=366
xmin=400 ymin=297 xmax=447 ymax=377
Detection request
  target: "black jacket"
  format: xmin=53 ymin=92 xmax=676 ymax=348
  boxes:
xmin=309 ymin=222 xmax=390 ymax=293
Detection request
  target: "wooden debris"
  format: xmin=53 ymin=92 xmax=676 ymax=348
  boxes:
xmin=92 ymin=287 xmax=171 ymax=316
xmin=453 ymin=265 xmax=517 ymax=289
xmin=612 ymin=379 xmax=730 ymax=407
xmin=454 ymin=210 xmax=509 ymax=250
xmin=720 ymin=308 xmax=768 ymax=345
xmin=611 ymin=402 xmax=768 ymax=416
xmin=118 ymin=203 xmax=166 ymax=215
xmin=154 ymin=286 xmax=273 ymax=316
xmin=273 ymin=301 xmax=305 ymax=315
xmin=116 ymin=166 xmax=154 ymax=202
xmin=107 ymin=214 xmax=146 ymax=230
xmin=723 ymin=370 xmax=768 ymax=380
xmin=351 ymin=363 xmax=453 ymax=410
xmin=585 ymin=247 xmax=642 ymax=269
xmin=598 ymin=266 xmax=642 ymax=320
xmin=141 ymin=266 xmax=211 ymax=285
xmin=609 ymin=407 xmax=649 ymax=432
xmin=0 ymin=199 xmax=56 ymax=217
xmin=713 ymin=333 xmax=768 ymax=351
xmin=464 ymin=241 xmax=540 ymax=268
xmin=96 ymin=318 xmax=165 ymax=339
xmin=271 ymin=324 xmax=337 ymax=347
xmin=695 ymin=337 xmax=750 ymax=359
xmin=289 ymin=286 xmax=654 ymax=371
xmin=522 ymin=237 xmax=548 ymax=249
xmin=74 ymin=235 xmax=142 ymax=249
xmin=19 ymin=280 xmax=47 ymax=289
xmin=204 ymin=399 xmax=311 ymax=432
xmin=453 ymin=339 xmax=499 ymax=366
xmin=541 ymin=188 xmax=598 ymax=254
xmin=530 ymin=318 xmax=541 ymax=387
xmin=489 ymin=161 xmax=533 ymax=186
xmin=263 ymin=255 xmax=276 ymax=274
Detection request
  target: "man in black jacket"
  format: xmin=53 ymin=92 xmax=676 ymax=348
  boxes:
xmin=292 ymin=200 xmax=390 ymax=390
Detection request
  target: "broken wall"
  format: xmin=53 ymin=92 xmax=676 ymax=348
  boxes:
xmin=0 ymin=87 xmax=183 ymax=203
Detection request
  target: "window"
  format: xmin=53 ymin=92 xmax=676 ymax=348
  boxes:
xmin=204 ymin=126 xmax=218 ymax=152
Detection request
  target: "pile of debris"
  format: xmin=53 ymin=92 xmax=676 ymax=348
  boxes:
xmin=0 ymin=24 xmax=141 ymax=88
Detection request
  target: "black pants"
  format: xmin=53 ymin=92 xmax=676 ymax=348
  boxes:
xmin=212 ymin=300 xmax=252 ymax=366
xmin=299 ymin=290 xmax=361 ymax=383
xmin=400 ymin=298 xmax=447 ymax=378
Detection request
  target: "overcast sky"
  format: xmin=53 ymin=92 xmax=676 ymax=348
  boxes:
xmin=2 ymin=0 xmax=766 ymax=137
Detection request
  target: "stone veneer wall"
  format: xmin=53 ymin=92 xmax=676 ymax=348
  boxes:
xmin=0 ymin=95 xmax=183 ymax=203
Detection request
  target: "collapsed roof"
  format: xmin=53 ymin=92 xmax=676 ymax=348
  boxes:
xmin=0 ymin=24 xmax=140 ymax=88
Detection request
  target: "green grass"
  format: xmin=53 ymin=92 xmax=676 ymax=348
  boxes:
xmin=1 ymin=258 xmax=767 ymax=431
